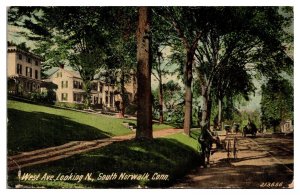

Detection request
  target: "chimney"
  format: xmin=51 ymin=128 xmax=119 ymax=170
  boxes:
xmin=59 ymin=64 xmax=64 ymax=69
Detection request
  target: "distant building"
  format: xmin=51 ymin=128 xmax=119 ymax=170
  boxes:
xmin=7 ymin=45 xmax=137 ymax=110
xmin=280 ymin=119 xmax=293 ymax=133
xmin=7 ymin=46 xmax=42 ymax=96
xmin=45 ymin=65 xmax=137 ymax=110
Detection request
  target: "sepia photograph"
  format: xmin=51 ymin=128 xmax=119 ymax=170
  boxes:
xmin=6 ymin=5 xmax=294 ymax=189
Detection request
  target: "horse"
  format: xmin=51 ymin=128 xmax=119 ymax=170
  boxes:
xmin=242 ymin=122 xmax=258 ymax=137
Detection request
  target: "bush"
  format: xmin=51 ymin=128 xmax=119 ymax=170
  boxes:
xmin=29 ymin=91 xmax=55 ymax=105
xmin=165 ymin=105 xmax=184 ymax=127
xmin=54 ymin=102 xmax=85 ymax=110
xmin=125 ymin=103 xmax=137 ymax=115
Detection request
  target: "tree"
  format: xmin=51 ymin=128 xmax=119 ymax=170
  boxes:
xmin=156 ymin=7 xmax=207 ymax=135
xmin=152 ymin=80 xmax=183 ymax=126
xmin=8 ymin=41 xmax=31 ymax=52
xmin=152 ymin=48 xmax=172 ymax=124
xmin=136 ymin=7 xmax=153 ymax=139
xmin=103 ymin=8 xmax=137 ymax=117
xmin=261 ymin=78 xmax=293 ymax=132
xmin=212 ymin=57 xmax=255 ymax=129
xmin=8 ymin=7 xmax=113 ymax=108
xmin=151 ymin=12 xmax=174 ymax=124
xmin=193 ymin=7 xmax=293 ymax=132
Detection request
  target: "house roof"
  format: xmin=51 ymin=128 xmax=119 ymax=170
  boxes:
xmin=44 ymin=67 xmax=113 ymax=84
xmin=63 ymin=69 xmax=81 ymax=78
xmin=44 ymin=67 xmax=59 ymax=77
xmin=7 ymin=46 xmax=43 ymax=61
xmin=45 ymin=66 xmax=81 ymax=79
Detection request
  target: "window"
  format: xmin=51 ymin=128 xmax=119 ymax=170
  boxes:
xmin=110 ymin=92 xmax=114 ymax=105
xmin=92 ymin=83 xmax=97 ymax=91
xmin=73 ymin=93 xmax=83 ymax=102
xmin=35 ymin=70 xmax=38 ymax=79
xmin=25 ymin=67 xmax=29 ymax=76
xmin=17 ymin=64 xmax=22 ymax=75
xmin=100 ymin=84 xmax=103 ymax=93
xmin=35 ymin=60 xmax=38 ymax=66
xmin=29 ymin=68 xmax=32 ymax=78
xmin=61 ymin=93 xmax=68 ymax=101
xmin=61 ymin=81 xmax=68 ymax=88
xmin=94 ymin=97 xmax=98 ymax=104
xmin=73 ymin=81 xmax=83 ymax=89
xmin=73 ymin=81 xmax=78 ymax=88
xmin=105 ymin=91 xmax=108 ymax=104
xmin=73 ymin=93 xmax=77 ymax=102
xmin=27 ymin=57 xmax=31 ymax=63
xmin=27 ymin=82 xmax=32 ymax=91
xmin=56 ymin=72 xmax=62 ymax=78
xmin=25 ymin=67 xmax=32 ymax=77
xmin=18 ymin=54 xmax=22 ymax=60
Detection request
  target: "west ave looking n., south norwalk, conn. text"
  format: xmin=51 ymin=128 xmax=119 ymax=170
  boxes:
xmin=20 ymin=172 xmax=169 ymax=183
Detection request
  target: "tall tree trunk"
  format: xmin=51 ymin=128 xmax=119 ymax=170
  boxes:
xmin=83 ymin=80 xmax=92 ymax=108
xmin=158 ymin=52 xmax=164 ymax=124
xmin=136 ymin=7 xmax=153 ymax=139
xmin=183 ymin=50 xmax=194 ymax=136
xmin=158 ymin=77 xmax=164 ymax=124
xmin=120 ymin=71 xmax=126 ymax=118
xmin=200 ymin=85 xmax=210 ymax=131
xmin=218 ymin=98 xmax=222 ymax=130
xmin=207 ymin=98 xmax=212 ymax=130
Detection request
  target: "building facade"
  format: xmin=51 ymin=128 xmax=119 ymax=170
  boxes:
xmin=7 ymin=46 xmax=137 ymax=110
xmin=7 ymin=46 xmax=42 ymax=96
xmin=280 ymin=119 xmax=293 ymax=133
xmin=46 ymin=66 xmax=137 ymax=110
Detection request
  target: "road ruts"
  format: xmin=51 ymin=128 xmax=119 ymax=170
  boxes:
xmin=173 ymin=133 xmax=294 ymax=188
xmin=8 ymin=128 xmax=182 ymax=171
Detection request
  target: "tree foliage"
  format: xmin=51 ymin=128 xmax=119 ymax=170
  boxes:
xmin=191 ymin=7 xmax=293 ymax=131
xmin=261 ymin=78 xmax=293 ymax=131
xmin=8 ymin=7 xmax=115 ymax=107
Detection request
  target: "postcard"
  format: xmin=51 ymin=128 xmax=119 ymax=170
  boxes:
xmin=6 ymin=6 xmax=294 ymax=189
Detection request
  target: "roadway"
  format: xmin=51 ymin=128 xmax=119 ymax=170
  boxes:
xmin=174 ymin=133 xmax=294 ymax=188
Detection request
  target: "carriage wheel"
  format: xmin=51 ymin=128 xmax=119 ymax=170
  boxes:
xmin=243 ymin=131 xmax=246 ymax=137
xmin=233 ymin=138 xmax=238 ymax=159
xmin=227 ymin=140 xmax=231 ymax=159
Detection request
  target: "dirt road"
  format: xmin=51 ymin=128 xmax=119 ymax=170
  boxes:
xmin=174 ymin=133 xmax=294 ymax=188
xmin=8 ymin=128 xmax=182 ymax=171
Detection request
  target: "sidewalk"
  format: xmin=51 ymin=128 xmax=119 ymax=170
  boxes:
xmin=8 ymin=128 xmax=182 ymax=171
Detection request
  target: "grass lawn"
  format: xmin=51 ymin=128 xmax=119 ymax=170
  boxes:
xmin=7 ymin=100 xmax=174 ymax=155
xmin=122 ymin=118 xmax=175 ymax=132
xmin=7 ymin=133 xmax=200 ymax=188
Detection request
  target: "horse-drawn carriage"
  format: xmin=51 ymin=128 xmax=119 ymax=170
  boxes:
xmin=198 ymin=121 xmax=258 ymax=166
xmin=242 ymin=121 xmax=258 ymax=137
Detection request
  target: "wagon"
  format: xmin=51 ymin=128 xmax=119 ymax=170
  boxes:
xmin=242 ymin=122 xmax=258 ymax=137
xmin=223 ymin=134 xmax=239 ymax=159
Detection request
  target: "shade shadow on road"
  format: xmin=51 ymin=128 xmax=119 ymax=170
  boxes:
xmin=8 ymin=108 xmax=112 ymax=155
xmin=174 ymin=135 xmax=294 ymax=189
